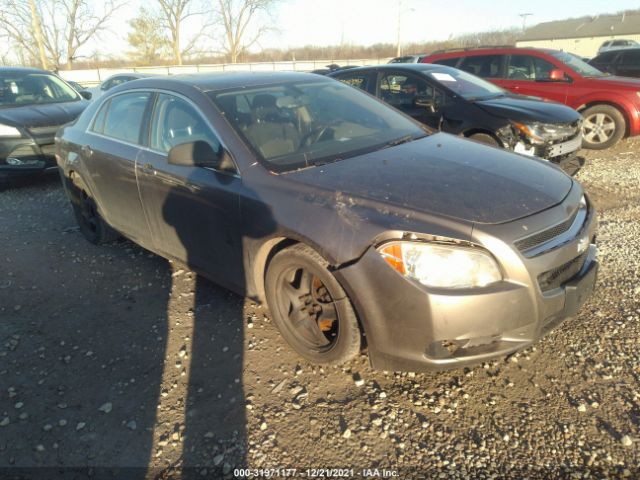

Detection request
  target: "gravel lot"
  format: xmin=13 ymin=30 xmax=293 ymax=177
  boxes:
xmin=0 ymin=140 xmax=639 ymax=479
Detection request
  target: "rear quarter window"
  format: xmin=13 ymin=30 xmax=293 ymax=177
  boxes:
xmin=91 ymin=92 xmax=150 ymax=144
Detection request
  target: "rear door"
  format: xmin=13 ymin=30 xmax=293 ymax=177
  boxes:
xmin=135 ymin=92 xmax=244 ymax=289
xmin=457 ymin=54 xmax=506 ymax=86
xmin=501 ymin=54 xmax=569 ymax=103
xmin=615 ymin=50 xmax=640 ymax=78
xmin=83 ymin=91 xmax=152 ymax=243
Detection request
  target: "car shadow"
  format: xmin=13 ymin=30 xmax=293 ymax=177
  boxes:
xmin=158 ymin=167 xmax=277 ymax=477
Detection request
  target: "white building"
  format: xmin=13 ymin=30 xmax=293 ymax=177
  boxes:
xmin=516 ymin=10 xmax=640 ymax=58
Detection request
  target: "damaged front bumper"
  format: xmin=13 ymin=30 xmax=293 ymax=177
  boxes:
xmin=334 ymin=188 xmax=598 ymax=372
xmin=498 ymin=124 xmax=585 ymax=176
xmin=0 ymin=137 xmax=58 ymax=182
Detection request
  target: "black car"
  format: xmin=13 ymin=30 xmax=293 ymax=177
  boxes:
xmin=310 ymin=64 xmax=358 ymax=75
xmin=329 ymin=64 xmax=585 ymax=175
xmin=0 ymin=67 xmax=88 ymax=185
xmin=56 ymin=72 xmax=597 ymax=372
xmin=589 ymin=48 xmax=640 ymax=78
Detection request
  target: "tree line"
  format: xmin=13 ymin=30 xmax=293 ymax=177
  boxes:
xmin=0 ymin=0 xmax=522 ymax=70
xmin=0 ymin=0 xmax=278 ymax=68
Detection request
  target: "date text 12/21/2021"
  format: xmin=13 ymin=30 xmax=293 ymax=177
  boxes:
xmin=233 ymin=468 xmax=400 ymax=478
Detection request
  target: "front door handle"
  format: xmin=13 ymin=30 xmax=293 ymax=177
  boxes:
xmin=142 ymin=163 xmax=153 ymax=170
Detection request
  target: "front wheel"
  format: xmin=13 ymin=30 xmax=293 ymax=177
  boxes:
xmin=265 ymin=244 xmax=361 ymax=365
xmin=468 ymin=133 xmax=499 ymax=147
xmin=581 ymin=105 xmax=625 ymax=150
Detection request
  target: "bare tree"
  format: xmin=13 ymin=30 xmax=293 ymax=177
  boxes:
xmin=127 ymin=7 xmax=170 ymax=64
xmin=0 ymin=0 xmax=122 ymax=69
xmin=0 ymin=0 xmax=41 ymax=67
xmin=213 ymin=0 xmax=278 ymax=63
xmin=156 ymin=0 xmax=207 ymax=65
xmin=58 ymin=0 xmax=123 ymax=69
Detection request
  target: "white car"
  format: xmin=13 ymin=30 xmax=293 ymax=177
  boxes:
xmin=598 ymin=39 xmax=638 ymax=54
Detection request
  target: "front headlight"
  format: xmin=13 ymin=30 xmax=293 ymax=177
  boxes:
xmin=378 ymin=241 xmax=502 ymax=289
xmin=0 ymin=124 xmax=22 ymax=137
xmin=513 ymin=121 xmax=577 ymax=144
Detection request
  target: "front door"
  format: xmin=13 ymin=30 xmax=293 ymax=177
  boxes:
xmin=500 ymin=54 xmax=569 ymax=103
xmin=377 ymin=71 xmax=445 ymax=129
xmin=135 ymin=93 xmax=244 ymax=290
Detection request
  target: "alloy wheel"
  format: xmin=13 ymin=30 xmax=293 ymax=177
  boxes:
xmin=582 ymin=113 xmax=616 ymax=144
xmin=276 ymin=266 xmax=340 ymax=350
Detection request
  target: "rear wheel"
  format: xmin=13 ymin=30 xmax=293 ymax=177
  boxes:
xmin=581 ymin=105 xmax=625 ymax=150
xmin=265 ymin=244 xmax=361 ymax=365
xmin=70 ymin=179 xmax=119 ymax=245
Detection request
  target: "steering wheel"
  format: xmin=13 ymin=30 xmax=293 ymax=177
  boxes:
xmin=299 ymin=123 xmax=335 ymax=147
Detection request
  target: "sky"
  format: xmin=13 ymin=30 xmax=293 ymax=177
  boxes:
xmin=262 ymin=0 xmax=640 ymax=49
xmin=11 ymin=0 xmax=640 ymax=61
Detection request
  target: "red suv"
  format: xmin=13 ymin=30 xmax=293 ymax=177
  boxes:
xmin=421 ymin=47 xmax=640 ymax=149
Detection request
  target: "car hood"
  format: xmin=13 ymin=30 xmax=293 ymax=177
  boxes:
xmin=285 ymin=133 xmax=573 ymax=225
xmin=590 ymin=75 xmax=640 ymax=88
xmin=0 ymin=101 xmax=87 ymax=130
xmin=474 ymin=94 xmax=581 ymax=124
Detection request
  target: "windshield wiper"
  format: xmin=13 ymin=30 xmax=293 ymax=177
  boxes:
xmin=383 ymin=134 xmax=424 ymax=149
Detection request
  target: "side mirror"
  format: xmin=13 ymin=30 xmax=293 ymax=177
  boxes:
xmin=548 ymin=69 xmax=567 ymax=82
xmin=168 ymin=140 xmax=235 ymax=172
xmin=80 ymin=90 xmax=92 ymax=100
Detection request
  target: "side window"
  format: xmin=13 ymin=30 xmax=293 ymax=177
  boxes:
xmin=433 ymin=57 xmax=460 ymax=67
xmin=458 ymin=55 xmax=503 ymax=78
xmin=336 ymin=75 xmax=369 ymax=91
xmin=507 ymin=55 xmax=555 ymax=80
xmin=149 ymin=94 xmax=221 ymax=154
xmin=621 ymin=50 xmax=640 ymax=65
xmin=100 ymin=92 xmax=150 ymax=143
xmin=91 ymin=99 xmax=111 ymax=134
xmin=379 ymin=73 xmax=434 ymax=109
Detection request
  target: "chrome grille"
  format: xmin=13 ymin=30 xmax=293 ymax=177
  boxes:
xmin=538 ymin=251 xmax=588 ymax=292
xmin=515 ymin=209 xmax=579 ymax=252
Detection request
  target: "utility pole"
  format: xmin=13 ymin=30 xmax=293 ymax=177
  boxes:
xmin=396 ymin=0 xmax=402 ymax=57
xmin=29 ymin=0 xmax=48 ymax=70
xmin=519 ymin=13 xmax=533 ymax=32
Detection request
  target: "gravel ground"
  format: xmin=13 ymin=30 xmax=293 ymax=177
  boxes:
xmin=0 ymin=140 xmax=639 ymax=479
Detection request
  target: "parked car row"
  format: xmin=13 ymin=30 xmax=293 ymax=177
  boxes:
xmin=51 ymin=71 xmax=598 ymax=371
xmin=420 ymin=46 xmax=640 ymax=149
xmin=330 ymin=63 xmax=584 ymax=175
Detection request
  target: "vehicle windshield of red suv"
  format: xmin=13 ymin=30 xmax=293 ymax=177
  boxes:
xmin=550 ymin=51 xmax=609 ymax=78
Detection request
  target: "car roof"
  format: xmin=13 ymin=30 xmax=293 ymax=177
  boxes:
xmin=0 ymin=66 xmax=53 ymax=75
xmin=122 ymin=71 xmax=333 ymax=93
xmin=329 ymin=63 xmax=458 ymax=75
xmin=427 ymin=47 xmax=561 ymax=57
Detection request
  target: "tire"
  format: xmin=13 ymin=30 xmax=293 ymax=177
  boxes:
xmin=265 ymin=244 xmax=361 ymax=365
xmin=468 ymin=133 xmax=499 ymax=147
xmin=581 ymin=105 xmax=625 ymax=150
xmin=70 ymin=180 xmax=119 ymax=245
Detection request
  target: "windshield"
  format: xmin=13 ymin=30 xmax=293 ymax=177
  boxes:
xmin=550 ymin=51 xmax=608 ymax=77
xmin=0 ymin=71 xmax=80 ymax=108
xmin=421 ymin=66 xmax=505 ymax=100
xmin=208 ymin=80 xmax=426 ymax=172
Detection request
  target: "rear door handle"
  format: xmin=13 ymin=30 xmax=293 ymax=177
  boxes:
xmin=81 ymin=145 xmax=92 ymax=157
